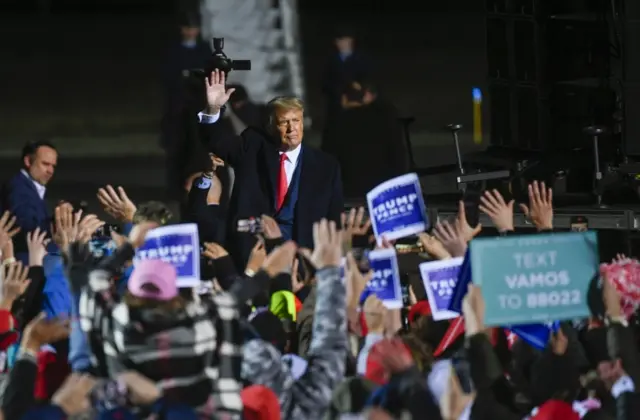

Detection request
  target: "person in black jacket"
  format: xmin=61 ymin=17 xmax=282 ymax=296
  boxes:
xmin=161 ymin=11 xmax=212 ymax=198
xmin=197 ymin=70 xmax=344 ymax=269
xmin=321 ymin=81 xmax=408 ymax=200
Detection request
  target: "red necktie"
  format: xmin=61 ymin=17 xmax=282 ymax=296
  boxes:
xmin=276 ymin=153 xmax=289 ymax=210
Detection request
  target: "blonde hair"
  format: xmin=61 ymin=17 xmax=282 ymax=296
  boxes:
xmin=267 ymin=96 xmax=304 ymax=128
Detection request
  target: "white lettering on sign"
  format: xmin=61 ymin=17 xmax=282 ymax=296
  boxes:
xmin=526 ymin=290 xmax=581 ymax=308
xmin=372 ymin=193 xmax=418 ymax=221
xmin=517 ymin=237 xmax=550 ymax=247
xmin=431 ymin=278 xmax=456 ymax=297
xmin=512 ymin=251 xmax=558 ymax=269
xmin=498 ymin=294 xmax=522 ymax=309
xmin=374 ymin=269 xmax=393 ymax=279
xmin=138 ymin=244 xmax=194 ymax=265
xmin=505 ymin=270 xmax=570 ymax=289
xmin=370 ymin=268 xmax=393 ymax=289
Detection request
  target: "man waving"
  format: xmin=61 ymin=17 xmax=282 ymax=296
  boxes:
xmin=198 ymin=70 xmax=343 ymax=267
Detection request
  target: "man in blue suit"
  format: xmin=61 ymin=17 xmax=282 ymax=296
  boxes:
xmin=2 ymin=140 xmax=58 ymax=263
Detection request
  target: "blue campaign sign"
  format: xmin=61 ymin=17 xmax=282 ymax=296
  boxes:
xmin=420 ymin=258 xmax=463 ymax=321
xmin=366 ymin=248 xmax=403 ymax=309
xmin=470 ymin=231 xmax=598 ymax=326
xmin=366 ymin=173 xmax=428 ymax=241
xmin=135 ymin=223 xmax=201 ymax=288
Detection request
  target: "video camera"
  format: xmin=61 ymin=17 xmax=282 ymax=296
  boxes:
xmin=191 ymin=37 xmax=251 ymax=78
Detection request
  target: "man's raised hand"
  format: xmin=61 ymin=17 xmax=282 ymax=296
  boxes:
xmin=97 ymin=185 xmax=136 ymax=223
xmin=205 ymin=69 xmax=236 ymax=113
xmin=307 ymin=219 xmax=343 ymax=269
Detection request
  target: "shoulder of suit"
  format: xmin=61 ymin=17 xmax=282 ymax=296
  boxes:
xmin=7 ymin=172 xmax=26 ymax=187
xmin=305 ymin=146 xmax=339 ymax=167
xmin=241 ymin=125 xmax=271 ymax=141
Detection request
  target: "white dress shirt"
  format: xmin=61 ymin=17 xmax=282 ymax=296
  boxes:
xmin=198 ymin=110 xmax=301 ymax=188
xmin=20 ymin=169 xmax=46 ymax=199
xmin=279 ymin=145 xmax=301 ymax=188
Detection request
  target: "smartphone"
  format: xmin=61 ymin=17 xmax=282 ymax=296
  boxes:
xmin=451 ymin=354 xmax=474 ymax=394
xmin=93 ymin=223 xmax=119 ymax=240
xmin=88 ymin=238 xmax=116 ymax=258
xmin=570 ymin=216 xmax=588 ymax=232
xmin=463 ymin=197 xmax=480 ymax=228
xmin=237 ymin=218 xmax=262 ymax=234
xmin=91 ymin=378 xmax=128 ymax=410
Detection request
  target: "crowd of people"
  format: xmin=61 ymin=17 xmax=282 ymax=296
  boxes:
xmin=0 ymin=35 xmax=638 ymax=420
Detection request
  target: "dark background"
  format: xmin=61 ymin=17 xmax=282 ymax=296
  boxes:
xmin=0 ymin=0 xmax=487 ymax=206
xmin=0 ymin=0 xmax=486 ymax=141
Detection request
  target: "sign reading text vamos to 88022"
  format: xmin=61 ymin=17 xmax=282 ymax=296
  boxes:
xmin=470 ymin=231 xmax=598 ymax=326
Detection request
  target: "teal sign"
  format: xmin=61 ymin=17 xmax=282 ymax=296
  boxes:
xmin=470 ymin=231 xmax=598 ymax=326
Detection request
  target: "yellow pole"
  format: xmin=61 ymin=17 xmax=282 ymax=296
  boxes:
xmin=473 ymin=87 xmax=482 ymax=144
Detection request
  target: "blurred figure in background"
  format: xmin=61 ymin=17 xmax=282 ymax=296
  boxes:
xmin=322 ymin=81 xmax=408 ymax=200
xmin=161 ymin=10 xmax=212 ymax=199
xmin=321 ymin=27 xmax=373 ymax=120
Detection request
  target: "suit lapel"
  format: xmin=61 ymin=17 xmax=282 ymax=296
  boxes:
xmin=262 ymin=145 xmax=280 ymax=210
xmin=296 ymin=146 xmax=316 ymax=219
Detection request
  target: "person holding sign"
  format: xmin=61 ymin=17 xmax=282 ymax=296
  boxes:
xmin=198 ymin=70 xmax=344 ymax=268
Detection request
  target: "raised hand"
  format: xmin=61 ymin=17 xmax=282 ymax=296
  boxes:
xmin=462 ymin=284 xmax=485 ymax=336
xmin=440 ymin=364 xmax=475 ymax=420
xmin=417 ymin=232 xmax=451 ymax=260
xmin=1 ymin=262 xmax=31 ymax=309
xmin=341 ymin=207 xmax=371 ymax=250
xmin=519 ymin=180 xmax=553 ymax=231
xmin=202 ymin=242 xmax=229 ymax=260
xmin=245 ymin=239 xmax=267 ymax=274
xmin=51 ymin=373 xmax=96 ymax=416
xmin=433 ymin=220 xmax=468 ymax=258
xmin=345 ymin=252 xmax=373 ymax=308
xmin=27 ymin=227 xmax=50 ymax=266
xmin=0 ymin=211 xmax=20 ymax=251
xmin=54 ymin=204 xmax=82 ymax=252
xmin=261 ymin=241 xmax=297 ymax=278
xmin=21 ymin=312 xmax=71 ymax=351
xmin=290 ymin=258 xmax=305 ymax=293
xmin=76 ymin=215 xmax=106 ymax=245
xmin=456 ymin=200 xmax=482 ymax=241
xmin=127 ymin=222 xmax=158 ymax=249
xmin=479 ymin=189 xmax=514 ymax=233
xmin=97 ymin=185 xmax=136 ymax=223
xmin=205 ymin=69 xmax=236 ymax=113
xmin=118 ymin=371 xmax=161 ymax=406
xmin=260 ymin=215 xmax=282 ymax=240
xmin=307 ymin=219 xmax=343 ymax=269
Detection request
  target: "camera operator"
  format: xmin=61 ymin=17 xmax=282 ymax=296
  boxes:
xmin=161 ymin=11 xmax=211 ymax=199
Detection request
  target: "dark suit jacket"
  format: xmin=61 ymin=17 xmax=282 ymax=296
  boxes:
xmin=199 ymin=121 xmax=344 ymax=267
xmin=1 ymin=172 xmax=53 ymax=261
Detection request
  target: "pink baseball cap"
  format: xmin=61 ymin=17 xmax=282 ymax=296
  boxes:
xmin=128 ymin=259 xmax=178 ymax=301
